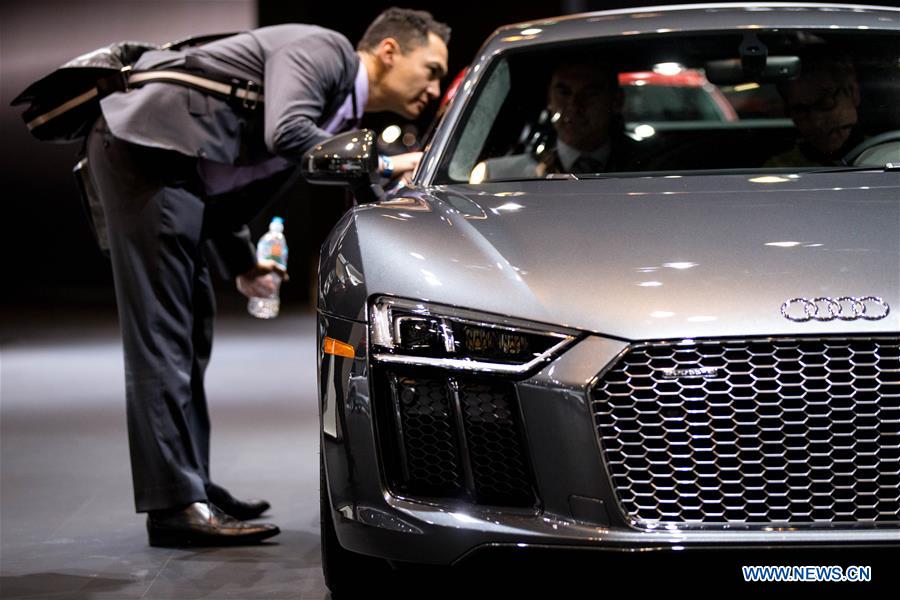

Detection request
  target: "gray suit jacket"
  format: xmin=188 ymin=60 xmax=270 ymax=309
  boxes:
xmin=100 ymin=24 xmax=360 ymax=165
xmin=97 ymin=25 xmax=360 ymax=279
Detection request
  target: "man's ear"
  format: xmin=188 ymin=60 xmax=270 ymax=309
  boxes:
xmin=849 ymin=80 xmax=861 ymax=107
xmin=375 ymin=37 xmax=401 ymax=68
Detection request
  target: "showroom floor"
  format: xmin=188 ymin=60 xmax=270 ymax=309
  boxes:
xmin=1 ymin=306 xmax=329 ymax=599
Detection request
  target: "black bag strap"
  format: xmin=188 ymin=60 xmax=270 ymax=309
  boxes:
xmin=162 ymin=31 xmax=243 ymax=51
xmin=21 ymin=68 xmax=129 ymax=133
xmin=127 ymin=69 xmax=263 ymax=109
xmin=19 ymin=31 xmax=263 ymax=136
xmin=123 ymin=30 xmax=265 ymax=109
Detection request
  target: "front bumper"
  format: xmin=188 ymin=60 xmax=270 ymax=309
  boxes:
xmin=318 ymin=312 xmax=900 ymax=566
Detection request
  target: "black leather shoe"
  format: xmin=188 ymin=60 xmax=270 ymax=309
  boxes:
xmin=206 ymin=482 xmax=271 ymax=521
xmin=147 ymin=502 xmax=280 ymax=547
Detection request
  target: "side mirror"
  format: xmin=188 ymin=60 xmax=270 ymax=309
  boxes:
xmin=302 ymin=129 xmax=383 ymax=203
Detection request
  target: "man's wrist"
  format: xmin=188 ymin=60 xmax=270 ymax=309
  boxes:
xmin=379 ymin=154 xmax=394 ymax=177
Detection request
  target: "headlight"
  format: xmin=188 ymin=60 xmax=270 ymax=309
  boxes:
xmin=370 ymin=297 xmax=578 ymax=374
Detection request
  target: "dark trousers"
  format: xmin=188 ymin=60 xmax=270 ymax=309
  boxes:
xmin=87 ymin=117 xmax=214 ymax=512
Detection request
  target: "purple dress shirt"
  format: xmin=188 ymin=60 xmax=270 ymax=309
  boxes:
xmin=198 ymin=60 xmax=369 ymax=196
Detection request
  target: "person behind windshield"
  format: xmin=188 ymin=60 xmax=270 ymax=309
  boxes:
xmin=767 ymin=51 xmax=863 ymax=167
xmin=483 ymin=59 xmax=634 ymax=180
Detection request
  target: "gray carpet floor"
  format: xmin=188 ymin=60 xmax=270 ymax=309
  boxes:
xmin=1 ymin=307 xmax=328 ymax=599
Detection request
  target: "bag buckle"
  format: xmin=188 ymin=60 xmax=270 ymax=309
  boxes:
xmin=97 ymin=65 xmax=132 ymax=97
xmin=240 ymin=79 xmax=260 ymax=110
xmin=119 ymin=65 xmax=133 ymax=90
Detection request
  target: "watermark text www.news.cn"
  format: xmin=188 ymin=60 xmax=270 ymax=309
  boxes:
xmin=742 ymin=565 xmax=872 ymax=583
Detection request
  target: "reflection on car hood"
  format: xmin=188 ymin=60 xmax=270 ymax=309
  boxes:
xmin=352 ymin=172 xmax=899 ymax=340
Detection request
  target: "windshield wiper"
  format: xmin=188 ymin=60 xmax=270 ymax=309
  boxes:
xmin=475 ymin=164 xmax=899 ymax=183
xmin=805 ymin=164 xmax=900 ymax=174
xmin=472 ymin=175 xmax=577 ymax=183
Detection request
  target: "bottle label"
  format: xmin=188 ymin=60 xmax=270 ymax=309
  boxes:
xmin=269 ymin=243 xmax=283 ymax=260
xmin=257 ymin=235 xmax=287 ymax=267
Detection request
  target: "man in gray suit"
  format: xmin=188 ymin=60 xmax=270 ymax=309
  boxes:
xmin=86 ymin=8 xmax=449 ymax=546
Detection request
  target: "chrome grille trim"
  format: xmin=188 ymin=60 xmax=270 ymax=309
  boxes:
xmin=590 ymin=336 xmax=900 ymax=530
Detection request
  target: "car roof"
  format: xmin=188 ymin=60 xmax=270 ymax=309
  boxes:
xmin=482 ymin=3 xmax=900 ymax=52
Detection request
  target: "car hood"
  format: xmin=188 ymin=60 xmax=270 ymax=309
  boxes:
xmin=347 ymin=172 xmax=899 ymax=340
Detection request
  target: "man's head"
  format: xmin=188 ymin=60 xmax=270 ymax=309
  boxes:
xmin=547 ymin=60 xmax=622 ymax=152
xmin=778 ymin=53 xmax=860 ymax=157
xmin=358 ymin=7 xmax=450 ymax=119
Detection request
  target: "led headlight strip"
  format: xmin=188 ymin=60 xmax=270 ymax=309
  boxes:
xmin=370 ymin=296 xmax=579 ymax=374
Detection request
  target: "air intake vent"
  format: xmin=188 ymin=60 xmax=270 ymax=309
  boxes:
xmin=375 ymin=370 xmax=536 ymax=507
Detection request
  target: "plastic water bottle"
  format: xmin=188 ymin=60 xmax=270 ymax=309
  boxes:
xmin=248 ymin=217 xmax=288 ymax=319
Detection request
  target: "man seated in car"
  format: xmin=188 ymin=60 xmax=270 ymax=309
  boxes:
xmin=483 ymin=59 xmax=635 ymax=179
xmin=767 ymin=51 xmax=864 ymax=167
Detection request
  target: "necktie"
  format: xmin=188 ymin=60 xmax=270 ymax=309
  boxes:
xmin=570 ymin=155 xmax=605 ymax=174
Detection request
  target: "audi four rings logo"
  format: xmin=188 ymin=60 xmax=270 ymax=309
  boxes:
xmin=781 ymin=297 xmax=890 ymax=322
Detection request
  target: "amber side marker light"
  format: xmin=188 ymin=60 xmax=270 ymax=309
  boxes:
xmin=323 ymin=337 xmax=355 ymax=358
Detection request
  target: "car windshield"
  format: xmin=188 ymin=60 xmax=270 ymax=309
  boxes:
xmin=435 ymin=30 xmax=900 ymax=184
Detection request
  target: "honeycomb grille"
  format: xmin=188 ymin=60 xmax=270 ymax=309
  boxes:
xmin=460 ymin=383 xmax=533 ymax=504
xmin=396 ymin=378 xmax=463 ymax=494
xmin=380 ymin=372 xmax=535 ymax=506
xmin=590 ymin=336 xmax=900 ymax=528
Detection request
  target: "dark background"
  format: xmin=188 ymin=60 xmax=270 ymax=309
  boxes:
xmin=2 ymin=0 xmax=898 ymax=311
xmin=0 ymin=0 xmax=672 ymax=311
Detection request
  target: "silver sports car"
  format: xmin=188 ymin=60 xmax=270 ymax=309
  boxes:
xmin=305 ymin=3 xmax=899 ymax=594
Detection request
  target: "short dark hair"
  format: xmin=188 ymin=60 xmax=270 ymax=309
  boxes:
xmin=551 ymin=58 xmax=620 ymax=93
xmin=777 ymin=48 xmax=857 ymax=98
xmin=547 ymin=56 xmax=625 ymax=132
xmin=357 ymin=7 xmax=450 ymax=53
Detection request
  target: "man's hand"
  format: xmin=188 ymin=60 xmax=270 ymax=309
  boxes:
xmin=388 ymin=151 xmax=422 ymax=179
xmin=235 ymin=259 xmax=288 ymax=299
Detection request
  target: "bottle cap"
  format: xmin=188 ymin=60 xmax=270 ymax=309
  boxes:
xmin=269 ymin=216 xmax=284 ymax=233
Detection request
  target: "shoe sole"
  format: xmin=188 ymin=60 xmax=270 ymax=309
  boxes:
xmin=148 ymin=526 xmax=280 ymax=548
xmin=224 ymin=504 xmax=271 ymax=521
xmin=205 ymin=498 xmax=271 ymax=521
